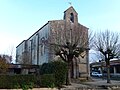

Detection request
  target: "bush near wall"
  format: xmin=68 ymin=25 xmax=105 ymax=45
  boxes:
xmin=40 ymin=61 xmax=67 ymax=87
xmin=0 ymin=74 xmax=36 ymax=89
xmin=53 ymin=61 xmax=67 ymax=87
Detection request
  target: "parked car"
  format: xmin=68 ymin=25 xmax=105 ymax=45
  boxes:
xmin=91 ymin=72 xmax=102 ymax=77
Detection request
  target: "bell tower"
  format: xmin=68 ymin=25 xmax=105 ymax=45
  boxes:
xmin=64 ymin=6 xmax=78 ymax=24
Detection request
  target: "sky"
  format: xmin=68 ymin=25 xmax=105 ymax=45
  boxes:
xmin=0 ymin=0 xmax=120 ymax=62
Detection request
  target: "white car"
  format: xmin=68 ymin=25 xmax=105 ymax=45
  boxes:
xmin=91 ymin=72 xmax=102 ymax=77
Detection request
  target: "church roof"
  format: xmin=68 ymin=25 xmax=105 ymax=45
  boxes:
xmin=64 ymin=6 xmax=78 ymax=14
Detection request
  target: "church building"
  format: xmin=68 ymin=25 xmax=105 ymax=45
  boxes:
xmin=16 ymin=6 xmax=89 ymax=79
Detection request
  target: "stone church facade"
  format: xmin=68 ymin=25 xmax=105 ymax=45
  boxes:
xmin=16 ymin=6 xmax=89 ymax=78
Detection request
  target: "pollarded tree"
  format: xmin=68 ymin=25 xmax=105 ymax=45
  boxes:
xmin=48 ymin=22 xmax=91 ymax=85
xmin=93 ymin=30 xmax=120 ymax=83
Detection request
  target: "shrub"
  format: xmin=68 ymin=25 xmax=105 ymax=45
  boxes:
xmin=40 ymin=63 xmax=54 ymax=75
xmin=0 ymin=55 xmax=9 ymax=74
xmin=40 ymin=61 xmax=67 ymax=87
xmin=52 ymin=61 xmax=67 ymax=87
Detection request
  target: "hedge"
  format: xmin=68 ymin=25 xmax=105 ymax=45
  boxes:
xmin=40 ymin=74 xmax=55 ymax=88
xmin=0 ymin=74 xmax=36 ymax=89
xmin=0 ymin=61 xmax=67 ymax=89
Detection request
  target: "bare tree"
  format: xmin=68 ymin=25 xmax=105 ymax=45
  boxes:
xmin=5 ymin=45 xmax=16 ymax=63
xmin=48 ymin=22 xmax=90 ymax=85
xmin=93 ymin=30 xmax=120 ymax=83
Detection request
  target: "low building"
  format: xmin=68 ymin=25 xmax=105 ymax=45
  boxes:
xmin=90 ymin=59 xmax=120 ymax=76
xmin=8 ymin=64 xmax=39 ymax=74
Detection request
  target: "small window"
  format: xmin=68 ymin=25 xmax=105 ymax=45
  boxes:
xmin=70 ymin=13 xmax=74 ymax=23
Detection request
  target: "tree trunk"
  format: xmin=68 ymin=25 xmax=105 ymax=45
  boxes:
xmin=106 ymin=59 xmax=111 ymax=83
xmin=107 ymin=65 xmax=111 ymax=83
xmin=101 ymin=66 xmax=104 ymax=80
xmin=66 ymin=62 xmax=71 ymax=85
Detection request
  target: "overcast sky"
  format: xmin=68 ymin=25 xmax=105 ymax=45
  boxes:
xmin=0 ymin=0 xmax=120 ymax=61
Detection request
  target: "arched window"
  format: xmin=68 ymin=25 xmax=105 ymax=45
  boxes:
xmin=70 ymin=13 xmax=74 ymax=23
